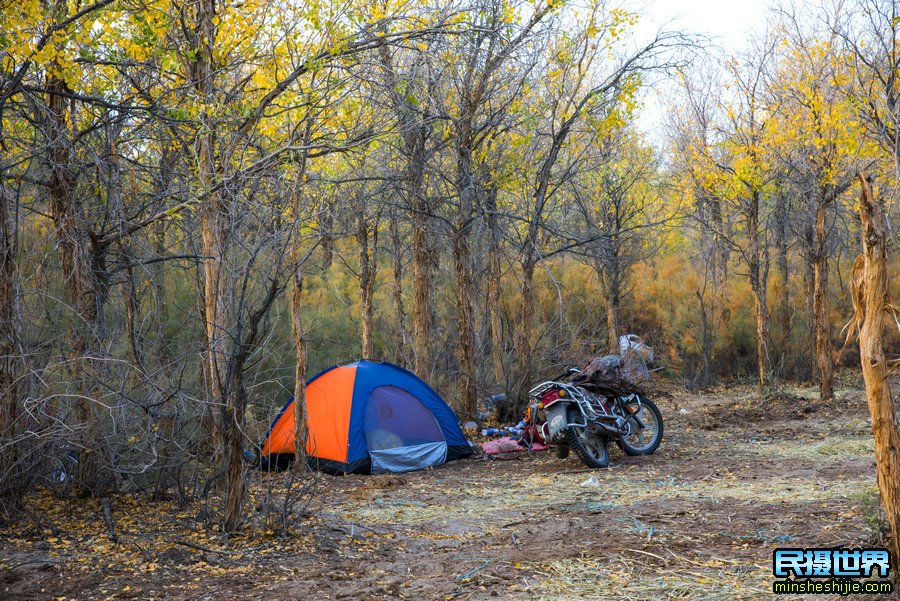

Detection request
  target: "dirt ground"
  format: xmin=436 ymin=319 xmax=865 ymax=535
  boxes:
xmin=0 ymin=382 xmax=890 ymax=600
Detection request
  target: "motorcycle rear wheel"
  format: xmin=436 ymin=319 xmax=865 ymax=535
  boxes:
xmin=565 ymin=406 xmax=610 ymax=468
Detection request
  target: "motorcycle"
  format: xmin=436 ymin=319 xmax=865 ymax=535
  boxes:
xmin=523 ymin=356 xmax=663 ymax=468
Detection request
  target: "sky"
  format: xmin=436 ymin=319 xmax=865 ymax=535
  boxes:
xmin=626 ymin=0 xmax=773 ymax=139
xmin=637 ymin=0 xmax=772 ymax=51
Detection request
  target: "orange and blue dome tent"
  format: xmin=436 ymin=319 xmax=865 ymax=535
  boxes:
xmin=261 ymin=360 xmax=472 ymax=474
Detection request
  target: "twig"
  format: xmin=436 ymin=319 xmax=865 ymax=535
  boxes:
xmin=173 ymin=538 xmax=235 ymax=555
xmin=501 ymin=512 xmax=541 ymax=528
xmin=101 ymin=497 xmax=117 ymax=543
xmin=457 ymin=559 xmax=493 ymax=581
xmin=555 ymin=468 xmax=603 ymax=476
xmin=8 ymin=559 xmax=63 ymax=570
xmin=625 ymin=548 xmax=668 ymax=563
xmin=131 ymin=541 xmax=152 ymax=563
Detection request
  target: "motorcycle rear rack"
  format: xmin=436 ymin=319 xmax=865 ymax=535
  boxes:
xmin=529 ymin=380 xmax=634 ymax=422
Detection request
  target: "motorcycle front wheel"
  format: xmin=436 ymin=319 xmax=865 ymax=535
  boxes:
xmin=565 ymin=406 xmax=610 ymax=468
xmin=618 ymin=396 xmax=663 ymax=456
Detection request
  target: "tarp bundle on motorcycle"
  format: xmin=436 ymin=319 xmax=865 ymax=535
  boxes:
xmin=261 ymin=360 xmax=472 ymax=474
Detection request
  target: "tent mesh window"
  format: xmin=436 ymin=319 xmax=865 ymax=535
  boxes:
xmin=363 ymin=386 xmax=445 ymax=450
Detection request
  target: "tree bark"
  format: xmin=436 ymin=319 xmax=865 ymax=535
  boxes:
xmin=123 ymin=249 xmax=144 ymax=375
xmin=410 ymin=181 xmax=431 ymax=376
xmin=357 ymin=212 xmax=377 ymax=359
xmin=514 ymin=257 xmax=537 ymax=412
xmin=290 ymin=269 xmax=307 ymax=467
xmin=389 ymin=210 xmax=408 ymax=366
xmin=710 ymin=195 xmax=729 ymax=297
xmin=750 ymin=271 xmax=772 ymax=392
xmin=774 ymin=195 xmax=791 ymax=369
xmin=152 ymin=220 xmax=170 ymax=364
xmin=695 ymin=288 xmax=713 ymax=387
xmin=452 ymin=229 xmax=477 ymax=418
xmin=290 ymin=153 xmax=311 ymax=469
xmin=606 ymin=294 xmax=620 ymax=357
xmin=813 ymin=192 xmax=834 ymax=400
xmin=852 ymin=173 xmax=900 ymax=569
xmin=600 ymin=245 xmax=622 ymax=356
xmin=45 ymin=50 xmax=110 ymax=493
xmin=0 ymin=168 xmax=20 ymax=503
xmin=486 ymin=186 xmax=505 ymax=388
xmin=746 ymin=191 xmax=771 ymax=391
xmin=194 ymin=0 xmax=226 ymax=430
xmin=453 ymin=121 xmax=478 ymax=418
xmin=803 ymin=220 xmax=817 ymax=383
xmin=221 ymin=370 xmax=245 ymax=532
xmin=319 ymin=202 xmax=334 ymax=270
xmin=375 ymin=47 xmax=431 ymax=377
xmin=515 ymin=182 xmax=549 ymax=408
xmin=187 ymin=0 xmax=245 ymax=532
xmin=695 ymin=191 xmax=724 ymax=386
xmin=401 ymin=137 xmax=435 ymax=377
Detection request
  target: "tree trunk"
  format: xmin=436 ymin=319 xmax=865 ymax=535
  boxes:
xmin=46 ymin=59 xmax=109 ymax=493
xmin=319 ymin=203 xmax=334 ymax=270
xmin=187 ymin=0 xmax=226 ymax=453
xmin=486 ymin=187 xmax=505 ymax=389
xmin=409 ymin=141 xmax=431 ymax=377
xmin=452 ymin=229 xmax=477 ymax=418
xmin=151 ymin=218 xmax=175 ymax=498
xmin=774 ymin=196 xmax=791 ymax=370
xmin=515 ymin=123 xmax=562 ymax=409
xmin=452 ymin=112 xmax=479 ymax=419
xmin=695 ymin=288 xmax=713 ymax=388
xmin=389 ymin=211 xmax=408 ymax=366
xmin=123 ymin=250 xmax=144 ymax=375
xmin=290 ymin=157 xmax=311 ymax=468
xmin=606 ymin=296 xmax=620 ymax=357
xmin=189 ymin=0 xmax=245 ymax=532
xmin=746 ymin=192 xmax=771 ymax=391
xmin=695 ymin=191 xmax=724 ymax=386
xmin=601 ymin=252 xmax=622 ymax=356
xmin=195 ymin=4 xmax=226 ymax=434
xmin=152 ymin=220 xmax=170 ymax=364
xmin=813 ymin=193 xmax=834 ymax=400
xmin=221 ymin=371 xmax=245 ymax=532
xmin=710 ymin=195 xmax=729 ymax=296
xmin=374 ymin=47 xmax=431 ymax=376
xmin=0 ymin=168 xmax=20 ymax=504
xmin=852 ymin=173 xmax=900 ymax=569
xmin=515 ymin=185 xmax=547 ymax=413
xmin=750 ymin=274 xmax=772 ymax=392
xmin=357 ymin=213 xmax=377 ymax=359
xmin=711 ymin=195 xmax=729 ymax=365
xmin=803 ymin=232 xmax=816 ymax=383
xmin=514 ymin=257 xmax=537 ymax=411
xmin=290 ymin=269 xmax=308 ymax=467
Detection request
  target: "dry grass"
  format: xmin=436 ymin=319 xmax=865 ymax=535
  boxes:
xmin=532 ymin=556 xmax=771 ymax=600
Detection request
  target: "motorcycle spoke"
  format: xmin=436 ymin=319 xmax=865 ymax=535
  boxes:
xmin=574 ymin=426 xmax=602 ymax=460
xmin=623 ymin=402 xmax=657 ymax=452
xmin=587 ymin=435 xmax=605 ymax=460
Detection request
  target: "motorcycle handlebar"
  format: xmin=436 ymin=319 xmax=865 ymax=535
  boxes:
xmin=552 ymin=367 xmax=581 ymax=381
